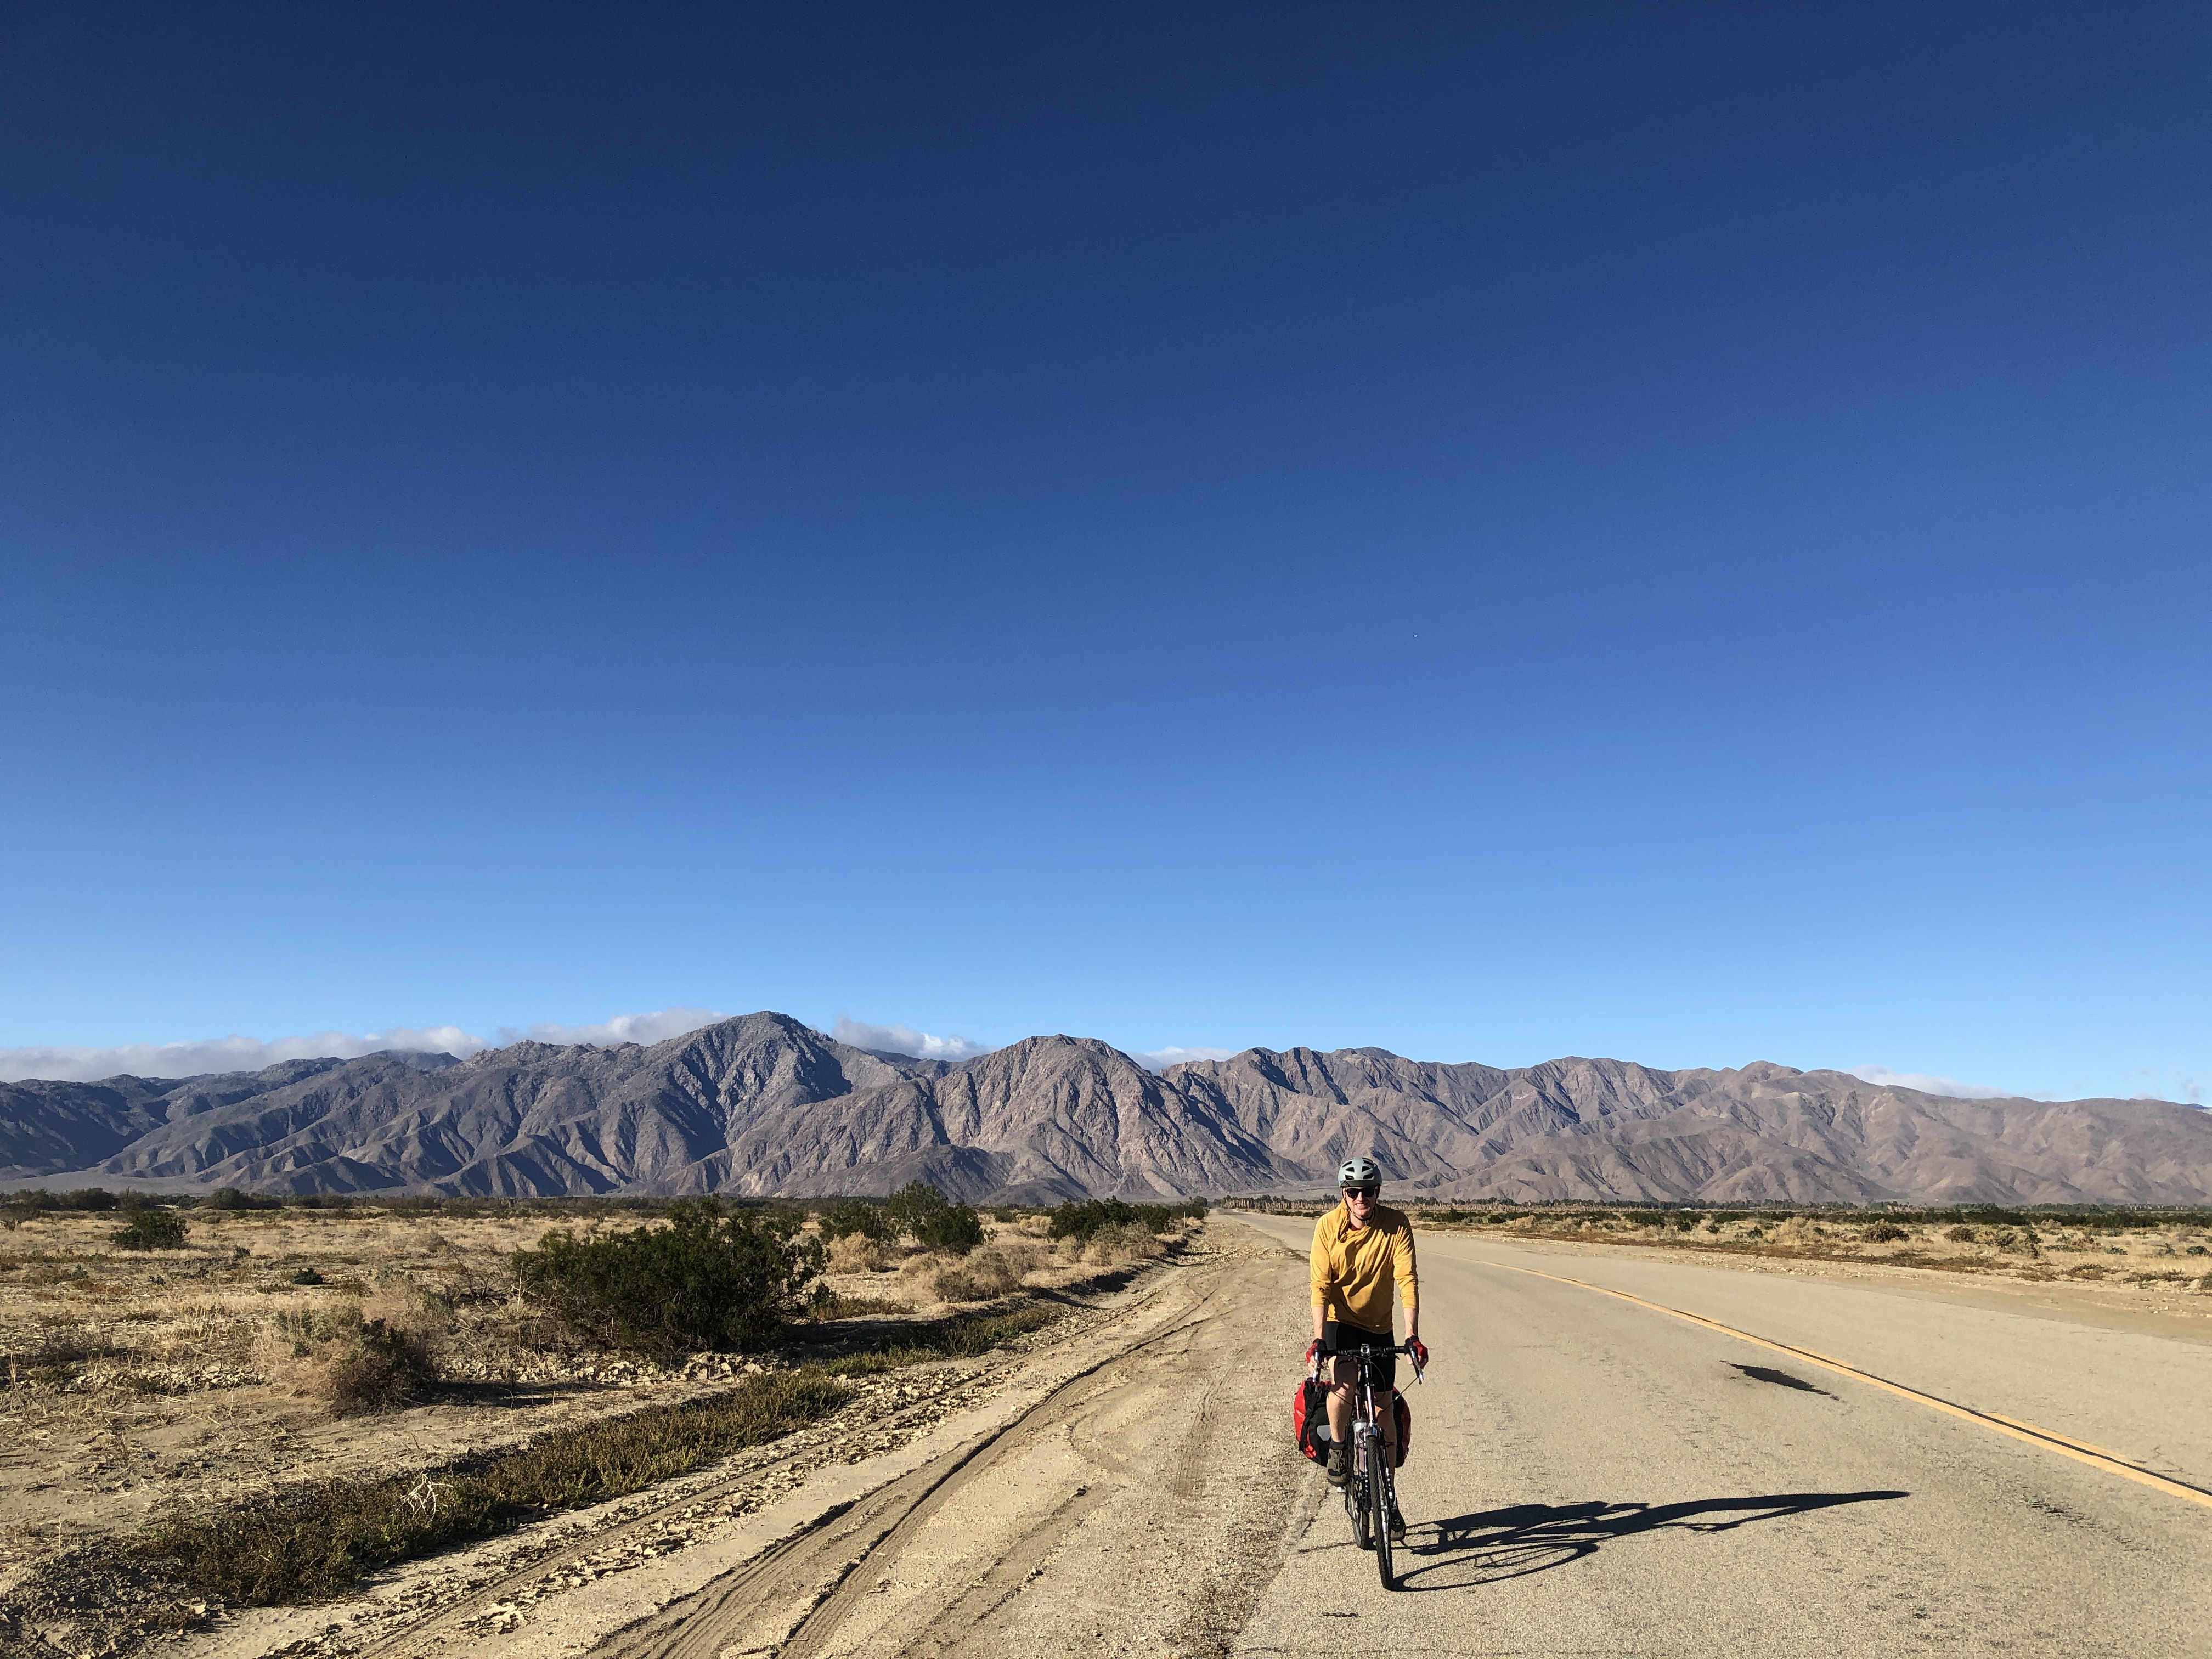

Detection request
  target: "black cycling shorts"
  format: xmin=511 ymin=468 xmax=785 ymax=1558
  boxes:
xmin=1323 ymin=1321 xmax=1396 ymax=1391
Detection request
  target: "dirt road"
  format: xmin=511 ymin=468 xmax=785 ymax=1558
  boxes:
xmin=570 ymin=1223 xmax=1307 ymax=1659
xmin=187 ymin=1223 xmax=1314 ymax=1659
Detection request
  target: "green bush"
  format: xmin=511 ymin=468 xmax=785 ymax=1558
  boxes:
xmin=881 ymin=1182 xmax=985 ymax=1256
xmin=1046 ymin=1197 xmax=1205 ymax=1242
xmin=1864 ymin=1222 xmax=1909 ymax=1243
xmin=819 ymin=1198 xmax=895 ymax=1242
xmin=918 ymin=1203 xmax=985 ymax=1254
xmin=200 ymin=1188 xmax=283 ymax=1211
xmin=512 ymin=1198 xmax=823 ymax=1357
xmin=111 ymin=1209 xmax=187 ymax=1250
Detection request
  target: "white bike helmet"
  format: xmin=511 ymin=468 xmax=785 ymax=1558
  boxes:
xmin=1337 ymin=1158 xmax=1381 ymax=1188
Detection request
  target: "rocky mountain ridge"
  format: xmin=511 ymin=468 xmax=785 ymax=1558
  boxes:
xmin=3 ymin=1012 xmax=2207 ymax=1205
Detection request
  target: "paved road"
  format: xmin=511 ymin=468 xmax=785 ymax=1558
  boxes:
xmin=1226 ymin=1214 xmax=2212 ymax=1658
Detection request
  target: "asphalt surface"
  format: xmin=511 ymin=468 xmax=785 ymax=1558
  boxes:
xmin=1225 ymin=1213 xmax=2212 ymax=1658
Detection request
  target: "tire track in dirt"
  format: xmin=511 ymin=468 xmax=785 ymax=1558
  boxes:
xmin=589 ymin=1226 xmax=1308 ymax=1659
xmin=323 ymin=1255 xmax=1237 ymax=1659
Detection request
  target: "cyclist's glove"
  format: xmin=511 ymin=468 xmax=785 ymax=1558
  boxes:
xmin=1304 ymin=1340 xmax=1321 ymax=1370
xmin=1408 ymin=1339 xmax=1430 ymax=1370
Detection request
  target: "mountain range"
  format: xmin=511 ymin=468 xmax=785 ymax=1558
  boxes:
xmin=3 ymin=1012 xmax=2207 ymax=1206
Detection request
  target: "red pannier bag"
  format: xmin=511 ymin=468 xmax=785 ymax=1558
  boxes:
xmin=1293 ymin=1377 xmax=1328 ymax=1463
xmin=1293 ymin=1380 xmax=1413 ymax=1468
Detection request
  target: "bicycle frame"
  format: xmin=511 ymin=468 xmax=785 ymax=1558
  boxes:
xmin=1321 ymin=1335 xmax=1421 ymax=1589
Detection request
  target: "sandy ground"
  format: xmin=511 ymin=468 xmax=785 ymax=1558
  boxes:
xmin=0 ymin=1210 xmax=795 ymax=1567
xmin=93 ymin=1220 xmax=1306 ymax=1659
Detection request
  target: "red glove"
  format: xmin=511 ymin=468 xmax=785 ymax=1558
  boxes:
xmin=1304 ymin=1340 xmax=1321 ymax=1369
xmin=1408 ymin=1339 xmax=1430 ymax=1371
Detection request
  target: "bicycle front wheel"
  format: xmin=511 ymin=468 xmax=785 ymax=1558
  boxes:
xmin=1371 ymin=1454 xmax=1396 ymax=1589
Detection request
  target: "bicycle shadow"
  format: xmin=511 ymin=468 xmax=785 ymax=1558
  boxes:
xmin=1391 ymin=1489 xmax=1909 ymax=1591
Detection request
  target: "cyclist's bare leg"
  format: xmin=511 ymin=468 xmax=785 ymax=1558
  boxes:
xmin=1325 ymin=1358 xmax=1356 ymax=1444
xmin=1325 ymin=1359 xmax=1397 ymax=1457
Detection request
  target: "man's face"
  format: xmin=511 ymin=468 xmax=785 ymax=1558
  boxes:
xmin=1342 ymin=1183 xmax=1379 ymax=1224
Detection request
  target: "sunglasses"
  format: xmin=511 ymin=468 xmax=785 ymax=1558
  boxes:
xmin=1342 ymin=1185 xmax=1379 ymax=1200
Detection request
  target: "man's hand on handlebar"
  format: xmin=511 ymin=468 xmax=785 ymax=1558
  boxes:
xmin=1408 ymin=1338 xmax=1429 ymax=1372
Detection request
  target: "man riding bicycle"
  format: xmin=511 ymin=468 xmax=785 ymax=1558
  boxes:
xmin=1310 ymin=1158 xmax=1427 ymax=1536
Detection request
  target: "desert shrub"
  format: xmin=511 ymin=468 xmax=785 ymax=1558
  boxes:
xmin=918 ymin=1203 xmax=985 ymax=1254
xmin=1075 ymin=1220 xmax=1166 ymax=1266
xmin=111 ymin=1209 xmax=187 ymax=1250
xmin=884 ymin=1181 xmax=946 ymax=1238
xmin=1944 ymin=1225 xmax=1977 ymax=1243
xmin=876 ymin=1182 xmax=985 ymax=1255
xmin=319 ymin=1318 xmax=437 ymax=1415
xmin=825 ymin=1233 xmax=888 ymax=1274
xmin=878 ymin=1182 xmax=968 ymax=1250
xmin=932 ymin=1263 xmax=1007 ymax=1302
xmin=818 ymin=1199 xmax=895 ymax=1242
xmin=1864 ymin=1222 xmax=1909 ymax=1243
xmin=1046 ymin=1197 xmax=1203 ymax=1243
xmin=929 ymin=1242 xmax=1039 ymax=1303
xmin=512 ymin=1198 xmax=822 ymax=1357
xmin=200 ymin=1188 xmax=283 ymax=1211
xmin=142 ymin=1368 xmax=851 ymax=1604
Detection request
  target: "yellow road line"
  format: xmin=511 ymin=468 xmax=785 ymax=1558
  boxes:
xmin=1466 ymin=1255 xmax=2212 ymax=1513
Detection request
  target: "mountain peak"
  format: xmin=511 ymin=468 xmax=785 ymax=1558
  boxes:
xmin=3 ymin=1012 xmax=2204 ymax=1204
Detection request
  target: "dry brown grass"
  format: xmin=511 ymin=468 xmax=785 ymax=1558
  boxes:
xmin=1394 ymin=1206 xmax=2212 ymax=1289
xmin=139 ymin=1368 xmax=854 ymax=1604
xmin=930 ymin=1240 xmax=1045 ymax=1303
xmin=826 ymin=1233 xmax=890 ymax=1274
xmin=1066 ymin=1220 xmax=1167 ymax=1267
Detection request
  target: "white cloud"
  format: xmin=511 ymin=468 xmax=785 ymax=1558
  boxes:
xmin=494 ymin=1008 xmax=727 ymax=1049
xmin=2128 ymin=1067 xmax=2203 ymax=1107
xmin=0 ymin=1026 xmax=489 ymax=1084
xmin=0 ymin=1007 xmax=736 ymax=1084
xmin=1849 ymin=1065 xmax=2015 ymax=1100
xmin=831 ymin=1017 xmax=992 ymax=1062
xmin=1136 ymin=1046 xmax=1237 ymax=1073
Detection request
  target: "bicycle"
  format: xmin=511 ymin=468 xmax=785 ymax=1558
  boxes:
xmin=1317 ymin=1335 xmax=1424 ymax=1590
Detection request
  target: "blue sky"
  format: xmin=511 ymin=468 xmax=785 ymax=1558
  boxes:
xmin=2 ymin=3 xmax=2205 ymax=1101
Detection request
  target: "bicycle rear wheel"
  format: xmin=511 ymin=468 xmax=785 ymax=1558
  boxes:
xmin=1371 ymin=1453 xmax=1396 ymax=1588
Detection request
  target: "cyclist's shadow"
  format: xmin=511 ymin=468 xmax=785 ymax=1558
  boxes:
xmin=1391 ymin=1490 xmax=1909 ymax=1591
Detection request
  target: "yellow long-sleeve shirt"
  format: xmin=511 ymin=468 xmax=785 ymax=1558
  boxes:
xmin=1310 ymin=1201 xmax=1418 ymax=1332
